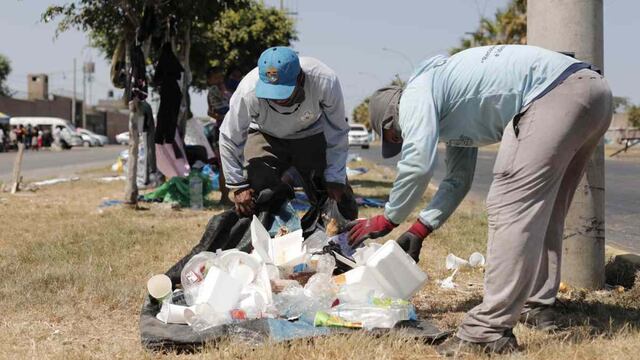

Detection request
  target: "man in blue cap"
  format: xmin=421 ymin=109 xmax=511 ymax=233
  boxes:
xmin=345 ymin=45 xmax=612 ymax=355
xmin=219 ymin=47 xmax=356 ymax=226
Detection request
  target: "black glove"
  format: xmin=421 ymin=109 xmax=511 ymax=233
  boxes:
xmin=396 ymin=220 xmax=431 ymax=262
xmin=396 ymin=231 xmax=424 ymax=262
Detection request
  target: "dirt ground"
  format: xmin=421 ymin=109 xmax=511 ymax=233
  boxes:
xmin=1 ymin=160 xmax=639 ymax=359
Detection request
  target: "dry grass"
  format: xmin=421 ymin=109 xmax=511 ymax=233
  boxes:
xmin=0 ymin=162 xmax=639 ymax=359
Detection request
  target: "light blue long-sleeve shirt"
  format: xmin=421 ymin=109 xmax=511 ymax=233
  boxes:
xmin=385 ymin=45 xmax=583 ymax=227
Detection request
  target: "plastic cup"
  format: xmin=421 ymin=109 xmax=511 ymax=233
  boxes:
xmin=468 ymin=252 xmax=486 ymax=267
xmin=147 ymin=274 xmax=172 ymax=301
xmin=230 ymin=263 xmax=256 ymax=286
xmin=156 ymin=303 xmax=193 ymax=324
xmin=445 ymin=254 xmax=470 ymax=270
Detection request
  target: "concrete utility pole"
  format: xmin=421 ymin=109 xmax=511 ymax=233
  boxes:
xmin=82 ymin=61 xmax=95 ymax=129
xmin=82 ymin=62 xmax=87 ymax=129
xmin=528 ymin=0 xmax=605 ymax=289
xmin=72 ymin=58 xmax=76 ymax=124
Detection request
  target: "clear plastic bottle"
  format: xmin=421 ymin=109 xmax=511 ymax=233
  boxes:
xmin=189 ymin=176 xmax=203 ymax=210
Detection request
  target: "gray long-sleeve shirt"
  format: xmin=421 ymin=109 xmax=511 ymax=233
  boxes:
xmin=219 ymin=57 xmax=348 ymax=189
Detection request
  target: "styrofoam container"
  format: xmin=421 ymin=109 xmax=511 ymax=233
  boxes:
xmin=250 ymin=216 xmax=306 ymax=267
xmin=251 ymin=216 xmax=272 ymax=263
xmin=337 ymin=266 xmax=386 ymax=295
xmin=365 ymin=240 xmax=428 ymax=299
xmin=195 ymin=265 xmax=242 ymax=312
xmin=353 ymin=243 xmax=383 ymax=265
xmin=271 ymin=229 xmax=305 ymax=266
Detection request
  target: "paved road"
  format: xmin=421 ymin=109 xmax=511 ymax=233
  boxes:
xmin=0 ymin=145 xmax=125 ymax=183
xmin=355 ymin=144 xmax=640 ymax=253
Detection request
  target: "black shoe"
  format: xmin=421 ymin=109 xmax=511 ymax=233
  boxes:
xmin=519 ymin=305 xmax=559 ymax=331
xmin=436 ymin=331 xmax=518 ymax=357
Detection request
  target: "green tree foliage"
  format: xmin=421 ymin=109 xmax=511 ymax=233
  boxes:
xmin=197 ymin=2 xmax=297 ymax=90
xmin=628 ymin=105 xmax=640 ymax=128
xmin=43 ymin=1 xmax=143 ymax=56
xmin=613 ymin=96 xmax=630 ymax=114
xmin=42 ymin=1 xmax=245 ymax=56
xmin=450 ymin=0 xmax=526 ymax=54
xmin=41 ymin=1 xmax=296 ymax=91
xmin=0 ymin=53 xmax=11 ymax=96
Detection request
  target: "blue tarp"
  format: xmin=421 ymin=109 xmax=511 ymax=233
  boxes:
xmin=291 ymin=192 xmax=386 ymax=212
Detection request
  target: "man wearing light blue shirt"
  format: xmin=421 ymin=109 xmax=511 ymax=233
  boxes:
xmin=346 ymin=45 xmax=612 ymax=355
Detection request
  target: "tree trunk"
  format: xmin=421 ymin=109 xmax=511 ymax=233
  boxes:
xmin=123 ymin=39 xmax=139 ymax=205
xmin=124 ymin=99 xmax=141 ymax=204
xmin=177 ymin=21 xmax=192 ymax=139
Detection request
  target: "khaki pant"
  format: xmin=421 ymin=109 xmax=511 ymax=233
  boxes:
xmin=457 ymin=69 xmax=613 ymax=342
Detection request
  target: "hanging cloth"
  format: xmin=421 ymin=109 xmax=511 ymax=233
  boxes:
xmin=153 ymin=42 xmax=184 ymax=145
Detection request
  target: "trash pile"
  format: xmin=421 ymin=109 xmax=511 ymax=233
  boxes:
xmin=146 ymin=216 xmax=428 ymax=333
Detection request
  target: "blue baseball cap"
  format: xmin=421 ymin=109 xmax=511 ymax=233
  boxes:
xmin=256 ymin=47 xmax=301 ymax=100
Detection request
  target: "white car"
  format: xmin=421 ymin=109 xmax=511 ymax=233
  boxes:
xmin=116 ymin=131 xmax=129 ymax=145
xmin=348 ymin=123 xmax=370 ymax=149
xmin=77 ymin=128 xmax=109 ymax=146
xmin=77 ymin=132 xmax=100 ymax=147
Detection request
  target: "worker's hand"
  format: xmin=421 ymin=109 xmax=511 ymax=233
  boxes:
xmin=233 ymin=188 xmax=255 ymax=216
xmin=345 ymin=215 xmax=397 ymax=247
xmin=325 ymin=182 xmax=346 ymax=201
xmin=396 ymin=219 xmax=431 ymax=262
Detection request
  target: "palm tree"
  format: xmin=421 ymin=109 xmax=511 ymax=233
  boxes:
xmin=450 ymin=0 xmax=527 ymax=54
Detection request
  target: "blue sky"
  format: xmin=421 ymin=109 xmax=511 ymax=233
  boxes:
xmin=2 ymin=0 xmax=638 ymax=117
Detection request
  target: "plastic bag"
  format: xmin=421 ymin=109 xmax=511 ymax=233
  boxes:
xmin=273 ymin=284 xmax=306 ymax=319
xmin=314 ymin=254 xmax=336 ymax=274
xmin=273 ymin=273 xmax=338 ymax=319
xmin=304 ymin=273 xmax=338 ymax=305
xmin=180 ymin=252 xmax=219 ymax=305
xmin=201 ymin=164 xmax=220 ymax=191
xmin=327 ymin=298 xmax=415 ymax=329
xmin=184 ymin=303 xmax=232 ymax=332
xmin=327 ymin=304 xmax=406 ymax=329
xmin=322 ymin=199 xmax=348 ymax=236
xmin=268 ymin=201 xmax=302 ymax=237
xmin=337 ymin=283 xmax=378 ymax=305
xmin=303 ymin=230 xmax=329 ymax=253
xmin=329 ymin=232 xmax=359 ymax=258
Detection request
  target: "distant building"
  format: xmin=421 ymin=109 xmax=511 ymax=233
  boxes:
xmin=27 ymin=74 xmax=49 ymax=100
xmin=0 ymin=73 xmax=130 ymax=143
